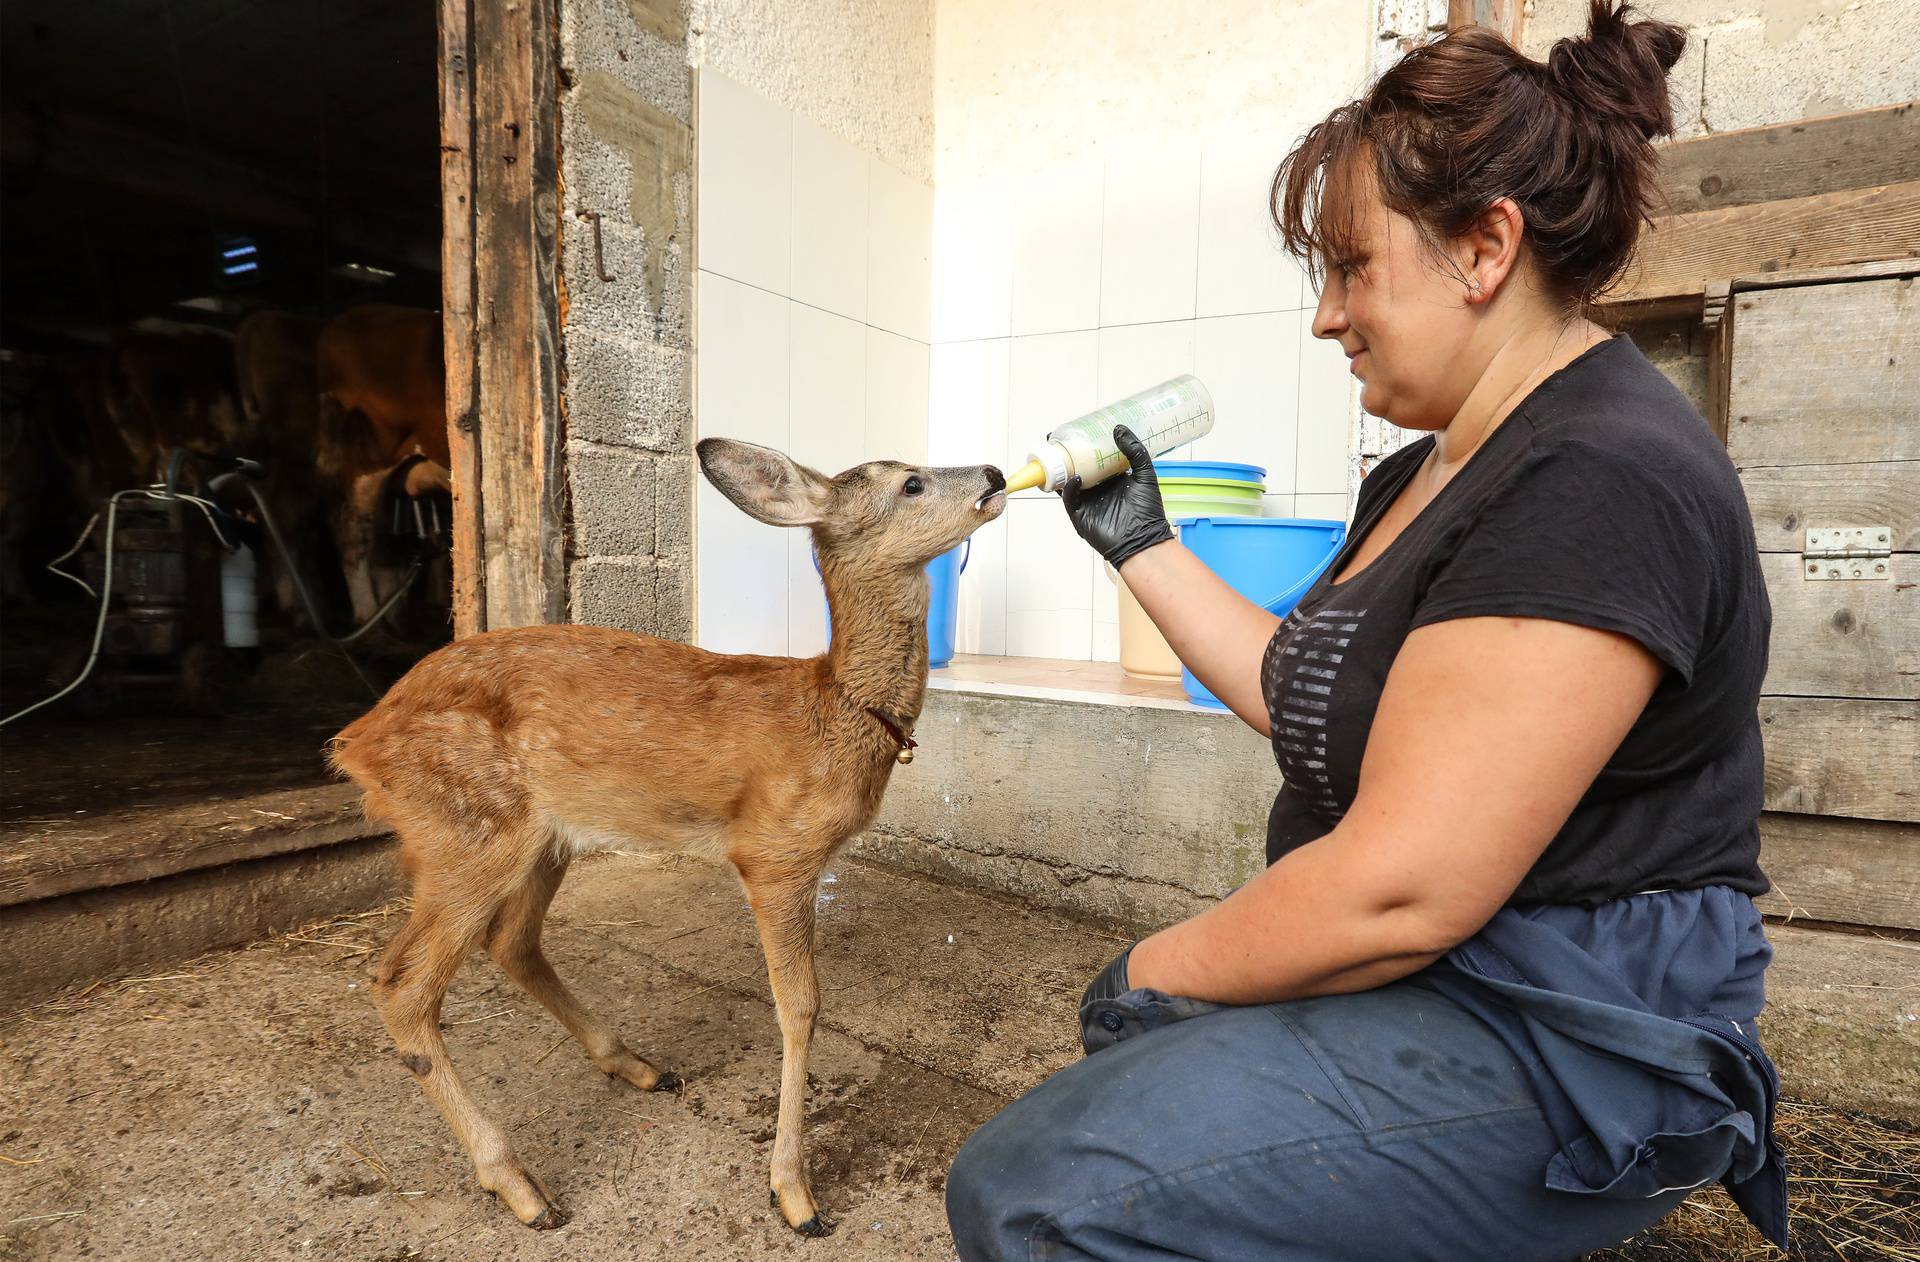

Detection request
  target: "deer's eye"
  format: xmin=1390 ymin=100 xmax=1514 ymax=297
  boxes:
xmin=902 ymin=475 xmax=925 ymax=496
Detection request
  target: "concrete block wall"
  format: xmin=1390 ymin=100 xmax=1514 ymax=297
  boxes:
xmin=1522 ymin=0 xmax=1920 ymax=136
xmin=558 ymin=0 xmax=697 ymax=642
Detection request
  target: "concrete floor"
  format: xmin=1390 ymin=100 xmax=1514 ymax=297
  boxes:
xmin=0 ymin=854 xmax=1114 ymax=1262
xmin=2 ymin=852 xmax=1905 ymax=1261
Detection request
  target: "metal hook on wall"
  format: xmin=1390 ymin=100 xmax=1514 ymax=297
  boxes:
xmin=575 ymin=208 xmax=616 ymax=283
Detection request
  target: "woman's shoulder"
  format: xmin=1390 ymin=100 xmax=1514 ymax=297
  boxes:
xmin=1513 ymin=337 xmax=1746 ymax=516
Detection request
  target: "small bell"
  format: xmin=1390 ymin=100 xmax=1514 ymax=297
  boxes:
xmin=896 ymin=745 xmax=915 ymax=766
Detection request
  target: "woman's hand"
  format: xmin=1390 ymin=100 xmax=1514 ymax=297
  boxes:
xmin=1060 ymin=425 xmax=1174 ymax=568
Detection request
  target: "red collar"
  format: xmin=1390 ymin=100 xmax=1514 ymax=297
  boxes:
xmin=867 ymin=708 xmax=918 ymax=765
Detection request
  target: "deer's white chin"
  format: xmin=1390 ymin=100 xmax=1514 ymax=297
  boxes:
xmin=974 ymin=490 xmax=1007 ymax=518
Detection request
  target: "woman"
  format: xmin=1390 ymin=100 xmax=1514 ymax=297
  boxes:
xmin=945 ymin=3 xmax=1787 ymax=1259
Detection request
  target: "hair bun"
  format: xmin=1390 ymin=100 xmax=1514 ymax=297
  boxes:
xmin=1545 ymin=0 xmax=1687 ymax=142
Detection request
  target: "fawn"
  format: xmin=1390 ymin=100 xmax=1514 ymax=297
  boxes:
xmin=328 ymin=439 xmax=1007 ymax=1235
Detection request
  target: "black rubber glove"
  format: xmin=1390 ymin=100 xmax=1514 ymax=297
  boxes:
xmin=1061 ymin=424 xmax=1174 ymax=569
xmin=1077 ymin=945 xmax=1228 ymax=1056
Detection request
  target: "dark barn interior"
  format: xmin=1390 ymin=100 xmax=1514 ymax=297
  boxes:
xmin=1 ymin=0 xmax=445 ymax=838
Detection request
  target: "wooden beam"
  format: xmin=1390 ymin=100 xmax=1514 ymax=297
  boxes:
xmin=1726 ymin=275 xmax=1920 ymax=469
xmin=1754 ymin=812 xmax=1920 ymax=932
xmin=1657 ymin=101 xmax=1920 ymax=217
xmin=470 ymin=0 xmax=568 ymax=630
xmin=1604 ymin=180 xmax=1920 ymax=308
xmin=1447 ymin=0 xmax=1525 ymax=43
xmin=1742 ymin=461 xmax=1920 ymax=553
xmin=439 ymin=0 xmax=485 ymax=639
xmin=1759 ymin=553 xmax=1920 ymax=701
xmin=1761 ymin=697 xmax=1919 ymax=823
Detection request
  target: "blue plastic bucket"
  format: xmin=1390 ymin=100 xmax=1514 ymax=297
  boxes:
xmin=1153 ymin=459 xmax=1267 ymax=485
xmin=816 ymin=540 xmax=970 ymax=669
xmin=1173 ymin=516 xmax=1347 ymax=710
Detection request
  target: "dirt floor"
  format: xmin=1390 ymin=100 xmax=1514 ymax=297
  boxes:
xmin=2 ymin=854 xmax=1913 ymax=1261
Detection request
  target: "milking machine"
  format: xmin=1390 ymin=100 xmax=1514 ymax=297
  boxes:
xmin=0 ymin=447 xmax=455 ymax=727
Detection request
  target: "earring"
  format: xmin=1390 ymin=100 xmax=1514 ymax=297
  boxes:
xmin=1468 ymin=278 xmax=1483 ymax=295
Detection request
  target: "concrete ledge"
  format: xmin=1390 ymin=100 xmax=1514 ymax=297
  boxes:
xmin=1 ymin=834 xmax=401 ymax=1008
xmin=861 ymin=681 xmax=1273 ymax=927
xmin=1 ymin=783 xmax=369 ymax=908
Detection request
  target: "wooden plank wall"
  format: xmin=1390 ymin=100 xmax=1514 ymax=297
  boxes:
xmin=438 ymin=0 xmax=485 ymax=639
xmin=444 ymin=0 xmax=567 ymax=633
xmin=1729 ymin=275 xmax=1920 ymax=931
xmin=1604 ymin=103 xmax=1920 ymax=310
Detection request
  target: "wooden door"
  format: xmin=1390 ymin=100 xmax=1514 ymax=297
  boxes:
xmin=1728 ymin=270 xmax=1920 ymax=929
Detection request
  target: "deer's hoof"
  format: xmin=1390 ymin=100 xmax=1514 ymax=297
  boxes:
xmin=650 ymin=1070 xmax=683 ymax=1093
xmin=526 ymin=1204 xmax=571 ymax=1231
xmin=796 ymin=1215 xmax=835 ymax=1238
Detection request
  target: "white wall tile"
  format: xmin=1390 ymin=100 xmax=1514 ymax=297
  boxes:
xmin=1003 ymin=498 xmax=1093 ymax=659
xmin=787 ymin=533 xmax=831 ymax=657
xmin=868 ymin=160 xmax=933 ymax=342
xmin=695 ymin=273 xmax=791 ymax=656
xmin=788 ymin=303 xmax=867 ymax=477
xmin=1007 ymin=331 xmax=1098 ymax=492
xmin=1010 ymin=162 xmax=1104 ymax=336
xmin=1197 ymin=134 xmax=1307 ymax=317
xmin=697 ymin=72 xmax=791 ymax=296
xmin=928 ymin=339 xmax=1010 ymax=466
xmin=956 ymin=513 xmax=1008 ymax=657
xmin=1296 ymin=320 xmax=1354 ymax=495
xmin=790 ymin=118 xmax=868 ymax=322
xmin=1096 ymin=320 xmax=1198 ymax=459
xmin=932 ymin=178 xmax=1014 ymax=342
xmin=1260 ymin=492 xmax=1297 ymax=518
xmin=865 ymin=327 xmax=930 ymax=466
xmin=1091 ymin=558 xmax=1121 ymax=663
xmin=1296 ymin=492 xmax=1352 ymax=524
xmin=1193 ymin=312 xmax=1299 ymax=488
xmin=1009 ymin=609 xmax=1094 ymax=660
xmin=696 ymin=271 xmax=789 ymax=448
xmin=1099 ymin=147 xmax=1201 ymax=327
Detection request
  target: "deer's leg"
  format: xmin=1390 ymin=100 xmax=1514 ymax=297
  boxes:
xmin=333 ymin=468 xmax=387 ymax=625
xmin=485 ymin=855 xmax=679 ymax=1092
xmin=372 ymin=898 xmax=567 ymax=1229
xmin=740 ymin=865 xmax=833 ymax=1237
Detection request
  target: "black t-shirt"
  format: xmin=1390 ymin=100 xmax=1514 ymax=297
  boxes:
xmin=1262 ymin=336 xmax=1772 ymax=905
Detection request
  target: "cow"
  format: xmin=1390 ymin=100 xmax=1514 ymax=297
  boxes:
xmin=233 ymin=310 xmax=328 ymax=621
xmin=315 ymin=304 xmax=452 ymax=626
xmin=97 ymin=326 xmax=248 ymax=480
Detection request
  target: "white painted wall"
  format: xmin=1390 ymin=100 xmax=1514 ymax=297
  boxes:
xmin=695 ymin=1 xmax=1374 ymax=664
xmin=691 ymin=0 xmax=935 ymax=182
xmin=930 ymin=1 xmax=1373 ymax=662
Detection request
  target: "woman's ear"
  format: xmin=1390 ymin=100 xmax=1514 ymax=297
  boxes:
xmin=1462 ymin=197 xmax=1525 ymax=304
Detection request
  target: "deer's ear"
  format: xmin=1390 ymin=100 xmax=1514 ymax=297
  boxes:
xmin=696 ymin=439 xmax=834 ymax=527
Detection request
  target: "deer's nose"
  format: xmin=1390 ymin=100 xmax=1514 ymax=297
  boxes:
xmin=983 ymin=466 xmax=1006 ymax=493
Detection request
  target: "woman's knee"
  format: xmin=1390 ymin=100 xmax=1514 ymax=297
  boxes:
xmin=947 ymin=1109 xmax=1042 ymax=1261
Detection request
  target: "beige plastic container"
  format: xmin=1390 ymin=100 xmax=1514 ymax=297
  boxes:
xmin=1115 ymin=571 xmax=1183 ymax=680
xmin=1109 ymin=482 xmax=1266 ymax=680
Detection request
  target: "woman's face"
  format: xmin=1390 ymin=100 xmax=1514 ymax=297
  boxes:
xmin=1308 ymin=177 xmax=1481 ymax=432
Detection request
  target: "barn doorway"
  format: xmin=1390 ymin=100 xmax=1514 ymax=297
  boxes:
xmin=0 ymin=3 xmax=460 ymax=899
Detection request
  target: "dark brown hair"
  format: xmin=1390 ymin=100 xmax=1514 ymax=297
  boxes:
xmin=1271 ymin=0 xmax=1686 ymax=308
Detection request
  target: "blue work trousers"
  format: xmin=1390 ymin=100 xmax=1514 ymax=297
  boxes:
xmin=946 ymin=980 xmax=1696 ymax=1261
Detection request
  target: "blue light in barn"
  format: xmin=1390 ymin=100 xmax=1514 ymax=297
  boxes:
xmin=220 ymin=237 xmax=260 ymax=280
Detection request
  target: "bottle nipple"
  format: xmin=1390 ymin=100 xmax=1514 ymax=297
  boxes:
xmin=1003 ymin=459 xmax=1048 ymax=494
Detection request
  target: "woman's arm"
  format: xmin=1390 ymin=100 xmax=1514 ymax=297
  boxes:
xmin=1118 ymin=540 xmax=1281 ymax=732
xmin=1123 ymin=613 xmax=1665 ymax=1004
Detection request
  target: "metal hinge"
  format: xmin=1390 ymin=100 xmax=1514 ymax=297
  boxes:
xmin=1803 ymin=527 xmax=1893 ymax=580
